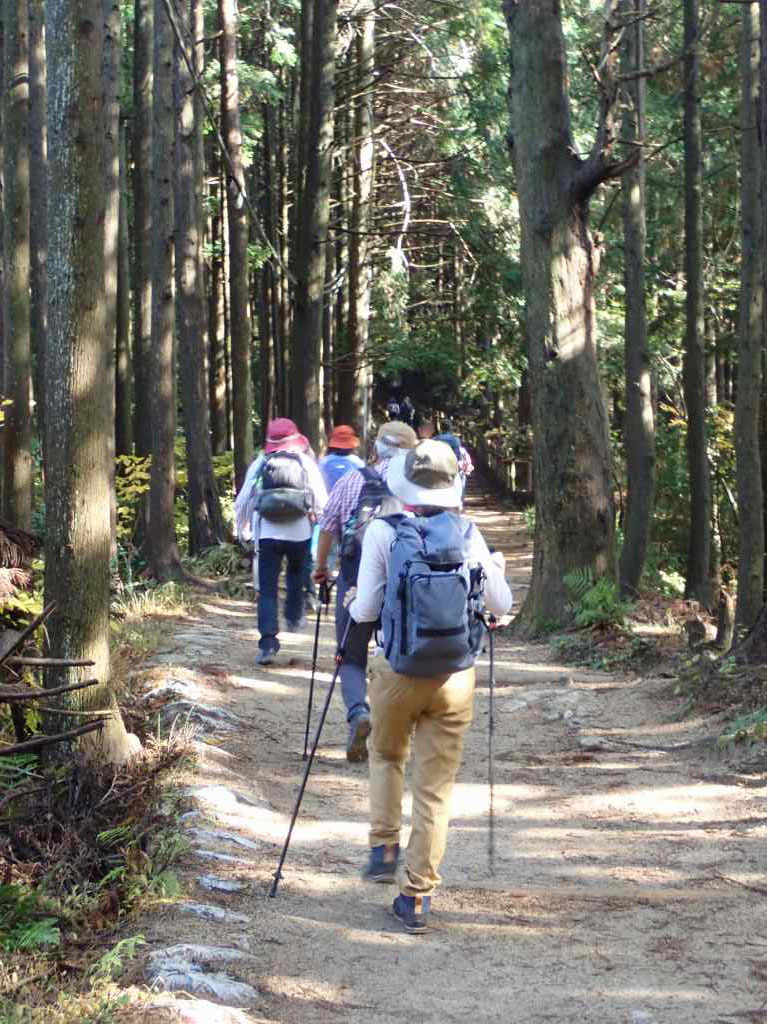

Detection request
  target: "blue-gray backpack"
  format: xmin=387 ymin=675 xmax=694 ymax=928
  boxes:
xmin=339 ymin=467 xmax=391 ymax=583
xmin=381 ymin=511 xmax=485 ymax=677
xmin=254 ymin=451 xmax=313 ymax=522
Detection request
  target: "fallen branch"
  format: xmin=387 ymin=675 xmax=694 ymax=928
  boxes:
xmin=0 ymin=678 xmax=99 ymax=703
xmin=714 ymin=871 xmax=767 ymax=898
xmin=0 ymin=719 xmax=104 ymax=756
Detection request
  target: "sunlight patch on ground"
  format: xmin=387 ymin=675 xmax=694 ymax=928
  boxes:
xmin=577 ymin=782 xmax=751 ymax=819
xmin=228 ymin=674 xmax=303 ymax=696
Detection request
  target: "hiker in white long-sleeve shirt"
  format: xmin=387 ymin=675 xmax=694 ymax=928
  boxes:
xmin=346 ymin=439 xmax=512 ymax=934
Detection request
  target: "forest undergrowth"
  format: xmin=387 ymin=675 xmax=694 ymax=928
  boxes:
xmin=0 ymin=590 xmax=202 ymax=1023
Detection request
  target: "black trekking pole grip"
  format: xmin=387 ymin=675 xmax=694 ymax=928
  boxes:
xmin=270 ymin=615 xmax=351 ymax=898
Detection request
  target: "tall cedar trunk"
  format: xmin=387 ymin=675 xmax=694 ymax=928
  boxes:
xmin=259 ymin=106 xmax=275 ymax=432
xmin=147 ymin=0 xmax=181 ymax=578
xmin=277 ymin=92 xmax=291 ymax=413
xmin=618 ymin=0 xmax=655 ymax=598
xmin=115 ymin=122 xmax=133 ymax=456
xmin=28 ymin=0 xmax=46 ymax=466
xmin=44 ymin=0 xmax=135 ymax=763
xmin=682 ymin=0 xmax=712 ymax=604
xmin=219 ymin=0 xmax=252 ymax=490
xmin=103 ymin=0 xmax=120 ymax=558
xmin=295 ymin=0 xmax=313 ymax=216
xmin=343 ymin=3 xmax=375 ymax=437
xmin=291 ymin=0 xmax=337 ymax=451
xmin=132 ymin=0 xmax=153 ymax=458
xmin=208 ymin=154 xmax=228 ymax=454
xmin=3 ymin=0 xmax=32 ymax=528
xmin=504 ymin=1 xmax=615 ymax=631
xmin=740 ymin=0 xmax=767 ymax=628
xmin=174 ymin=0 xmax=225 ymax=553
xmin=0 ymin=20 xmax=4 ymax=515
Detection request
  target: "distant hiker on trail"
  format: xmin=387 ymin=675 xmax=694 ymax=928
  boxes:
xmin=417 ymin=419 xmax=435 ymax=439
xmin=399 ymin=394 xmax=415 ymax=426
xmin=319 ymin=425 xmax=365 ymax=492
xmin=386 ymin=396 xmax=401 ymax=421
xmin=313 ymin=421 xmax=417 ymax=762
xmin=234 ymin=418 xmax=327 ymax=666
xmin=347 ymin=439 xmax=512 ymax=933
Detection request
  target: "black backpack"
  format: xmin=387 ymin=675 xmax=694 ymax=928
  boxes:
xmin=339 ymin=467 xmax=391 ymax=583
xmin=254 ymin=452 xmax=313 ymax=522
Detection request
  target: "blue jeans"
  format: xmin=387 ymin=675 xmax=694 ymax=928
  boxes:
xmin=335 ymin=574 xmax=370 ymax=723
xmin=258 ymin=538 xmax=310 ymax=653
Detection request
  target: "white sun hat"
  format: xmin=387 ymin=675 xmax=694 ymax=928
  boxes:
xmin=386 ymin=439 xmax=463 ymax=509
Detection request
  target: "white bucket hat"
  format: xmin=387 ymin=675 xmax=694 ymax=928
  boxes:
xmin=386 ymin=439 xmax=463 ymax=509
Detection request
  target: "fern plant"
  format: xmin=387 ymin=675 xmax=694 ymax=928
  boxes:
xmin=564 ymin=569 xmax=633 ymax=628
xmin=0 ymin=884 xmax=60 ymax=952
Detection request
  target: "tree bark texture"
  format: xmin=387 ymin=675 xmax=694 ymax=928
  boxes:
xmin=147 ymin=0 xmax=181 ymax=578
xmin=682 ymin=0 xmax=713 ymax=605
xmin=618 ymin=0 xmax=655 ymax=598
xmin=342 ymin=3 xmax=375 ymax=436
xmin=132 ymin=0 xmax=153 ymax=458
xmin=504 ymin=1 xmax=616 ymax=631
xmin=28 ymin=0 xmax=46 ymax=466
xmin=44 ymin=0 xmax=134 ymax=763
xmin=291 ymin=0 xmax=338 ymax=452
xmin=219 ymin=0 xmax=253 ymax=490
xmin=174 ymin=0 xmax=225 ymax=553
xmin=3 ymin=0 xmax=32 ymax=529
xmin=735 ymin=9 xmax=763 ymax=630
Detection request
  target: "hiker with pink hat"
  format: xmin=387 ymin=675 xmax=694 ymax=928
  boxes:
xmin=234 ymin=418 xmax=328 ymax=665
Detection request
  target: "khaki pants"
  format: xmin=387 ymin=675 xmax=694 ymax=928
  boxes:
xmin=367 ymin=654 xmax=475 ymax=897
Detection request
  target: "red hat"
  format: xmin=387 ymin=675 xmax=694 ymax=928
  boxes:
xmin=264 ymin=418 xmax=310 ymax=454
xmin=327 ymin=424 xmax=360 ymax=450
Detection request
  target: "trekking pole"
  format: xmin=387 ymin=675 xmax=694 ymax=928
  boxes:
xmin=303 ymin=578 xmax=335 ymax=760
xmin=487 ymin=615 xmax=497 ymax=877
xmin=270 ymin=617 xmax=352 ymax=897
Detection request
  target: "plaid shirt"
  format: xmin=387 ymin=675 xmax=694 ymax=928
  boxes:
xmin=319 ymin=458 xmax=391 ymax=537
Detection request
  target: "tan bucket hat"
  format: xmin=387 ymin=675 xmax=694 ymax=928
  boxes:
xmin=375 ymin=421 xmax=417 ymax=450
xmin=386 ymin=439 xmax=463 ymax=508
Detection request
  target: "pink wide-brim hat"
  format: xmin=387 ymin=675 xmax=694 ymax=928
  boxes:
xmin=264 ymin=417 xmax=310 ymax=454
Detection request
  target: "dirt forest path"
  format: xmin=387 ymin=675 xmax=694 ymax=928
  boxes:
xmin=136 ymin=478 xmax=767 ymax=1024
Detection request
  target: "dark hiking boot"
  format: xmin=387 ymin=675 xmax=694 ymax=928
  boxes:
xmin=346 ymin=713 xmax=371 ymax=763
xmin=392 ymin=893 xmax=431 ymax=934
xmin=362 ymin=843 xmax=399 ymax=883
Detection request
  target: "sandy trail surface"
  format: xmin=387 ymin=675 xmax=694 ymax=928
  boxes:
xmin=135 ymin=483 xmax=767 ymax=1024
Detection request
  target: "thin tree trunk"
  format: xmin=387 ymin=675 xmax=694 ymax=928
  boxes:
xmin=683 ymin=0 xmax=712 ymax=605
xmin=737 ymin=2 xmax=765 ymax=630
xmin=208 ymin=153 xmax=228 ymax=455
xmin=132 ymin=0 xmax=153 ymax=459
xmin=115 ymin=122 xmax=133 ymax=457
xmin=219 ymin=0 xmax=253 ymax=489
xmin=28 ymin=0 xmax=46 ymax=467
xmin=291 ymin=0 xmax=338 ymax=451
xmin=3 ymin=0 xmax=32 ymax=529
xmin=174 ymin=0 xmax=225 ymax=553
xmin=44 ymin=0 xmax=135 ymax=763
xmin=618 ymin=0 xmax=654 ymax=598
xmin=504 ymin=0 xmax=617 ymax=631
xmin=147 ymin=0 xmax=181 ymax=579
